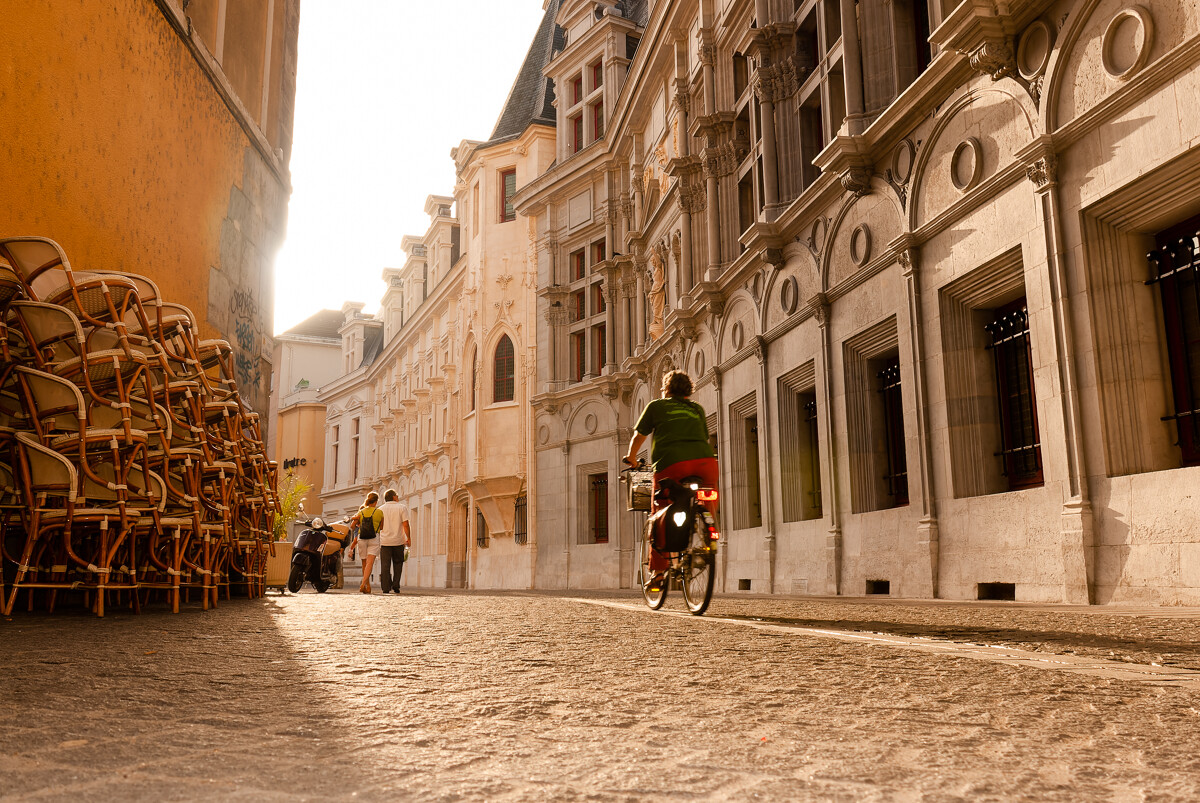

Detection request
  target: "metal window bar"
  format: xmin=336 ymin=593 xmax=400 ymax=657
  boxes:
xmin=475 ymin=506 xmax=489 ymax=548
xmin=803 ymin=399 xmax=822 ymax=513
xmin=1147 ymin=231 xmax=1200 ymax=465
xmin=514 ymin=496 xmax=528 ymax=546
xmin=876 ymin=360 xmax=908 ymax=505
xmin=589 ymin=475 xmax=609 ymax=543
xmin=984 ymin=305 xmax=1043 ymax=487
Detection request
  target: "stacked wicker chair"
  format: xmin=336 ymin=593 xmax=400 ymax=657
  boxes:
xmin=0 ymin=236 xmax=279 ymax=616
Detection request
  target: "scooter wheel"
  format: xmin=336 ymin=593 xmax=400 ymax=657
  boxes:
xmin=286 ymin=564 xmax=306 ymax=593
xmin=314 ymin=579 xmax=331 ymax=593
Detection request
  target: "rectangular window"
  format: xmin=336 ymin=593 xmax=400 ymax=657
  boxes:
xmin=588 ymin=472 xmax=609 ymax=543
xmin=331 ymin=425 xmax=340 ymax=485
xmin=351 ymin=418 xmax=360 ymax=482
xmin=570 ymin=289 xmax=586 ymax=323
xmin=500 ymin=169 xmax=516 ymax=223
xmin=592 ymin=101 xmax=604 ymax=141
xmin=729 ymin=394 xmax=762 ymax=530
xmin=591 ymin=60 xmax=603 ymax=90
xmin=475 ymin=506 xmax=489 ymax=548
xmin=571 ymin=115 xmax=584 ymax=153
xmin=591 ymin=283 xmax=606 ymax=315
xmin=593 ymin=324 xmax=606 ymax=371
xmin=472 ymin=183 xmax=479 ymax=235
xmin=571 ymin=249 xmax=586 ymax=281
xmin=572 ymin=74 xmax=583 ymax=105
xmin=986 ymin=301 xmax=1043 ymax=489
xmin=779 ymin=367 xmax=822 ymax=522
xmin=591 ymin=240 xmax=606 ymax=266
xmin=876 ymin=357 xmax=909 ymax=507
xmin=571 ymin=332 xmax=586 ymax=381
xmin=1149 ymin=217 xmax=1200 ymax=465
xmin=514 ymin=496 xmax=528 ymax=546
xmin=738 ymin=172 xmax=755 ymax=235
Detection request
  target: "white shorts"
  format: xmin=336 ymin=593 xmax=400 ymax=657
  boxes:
xmin=357 ymin=538 xmax=380 ymax=559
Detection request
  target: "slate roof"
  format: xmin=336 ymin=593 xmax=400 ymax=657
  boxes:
xmin=485 ymin=0 xmax=566 ymax=146
xmin=359 ymin=324 xmax=385 ymax=369
xmin=617 ymin=0 xmax=650 ymax=27
xmin=281 ymin=309 xmax=345 ymax=340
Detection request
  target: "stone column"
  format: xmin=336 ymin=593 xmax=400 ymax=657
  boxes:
xmin=839 ymin=0 xmax=866 ymax=134
xmin=604 ymin=266 xmax=617 ymax=371
xmin=754 ymin=335 xmax=777 ymax=593
xmin=898 ymin=245 xmax=939 ymax=598
xmin=634 ymin=255 xmax=647 ymax=350
xmin=809 ymin=294 xmax=842 ymax=595
xmin=698 ymin=31 xmax=721 ymax=276
xmin=752 ymin=0 xmax=779 ymax=208
xmin=1026 ymin=149 xmax=1094 ymax=604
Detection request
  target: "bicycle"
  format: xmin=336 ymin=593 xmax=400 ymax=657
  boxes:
xmin=621 ymin=462 xmax=720 ymax=615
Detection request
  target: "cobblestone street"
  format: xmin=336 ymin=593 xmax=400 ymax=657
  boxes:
xmin=3 ymin=591 xmax=1200 ymax=801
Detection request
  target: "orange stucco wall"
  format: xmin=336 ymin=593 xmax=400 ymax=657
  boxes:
xmin=0 ymin=0 xmax=296 ymax=416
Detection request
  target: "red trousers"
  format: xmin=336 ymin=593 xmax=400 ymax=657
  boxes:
xmin=649 ymin=457 xmax=719 ymax=574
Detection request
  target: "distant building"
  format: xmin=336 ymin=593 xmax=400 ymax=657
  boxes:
xmin=0 ymin=0 xmax=299 ymax=419
xmin=314 ymin=3 xmax=561 ymax=588
xmin=269 ymin=309 xmax=345 ymax=536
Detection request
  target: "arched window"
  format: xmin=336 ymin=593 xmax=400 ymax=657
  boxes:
xmin=493 ymin=335 xmax=515 ymax=403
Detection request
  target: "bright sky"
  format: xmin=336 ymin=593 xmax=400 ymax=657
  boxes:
xmin=272 ymin=2 xmax=549 ymax=335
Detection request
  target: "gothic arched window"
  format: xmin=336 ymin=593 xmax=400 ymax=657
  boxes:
xmin=493 ymin=335 xmax=515 ymax=403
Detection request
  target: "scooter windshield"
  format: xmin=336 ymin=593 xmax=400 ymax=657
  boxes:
xmin=294 ymin=529 xmax=328 ymax=553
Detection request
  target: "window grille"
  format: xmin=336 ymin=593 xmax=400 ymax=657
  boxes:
xmin=514 ymin=496 xmax=528 ymax=546
xmin=493 ymin=335 xmax=515 ymax=403
xmin=1148 ymin=219 xmax=1200 ymax=466
xmin=475 ymin=506 xmax=489 ymax=548
xmin=876 ymin=359 xmax=908 ymax=506
xmin=804 ymin=398 xmax=823 ymax=514
xmin=588 ymin=474 xmax=609 ymax=543
xmin=985 ymin=302 xmax=1043 ymax=488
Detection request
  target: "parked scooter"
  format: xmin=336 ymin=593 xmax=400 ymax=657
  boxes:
xmin=287 ymin=508 xmax=350 ymax=593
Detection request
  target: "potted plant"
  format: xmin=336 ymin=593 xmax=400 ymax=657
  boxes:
xmin=266 ymin=469 xmax=312 ymax=589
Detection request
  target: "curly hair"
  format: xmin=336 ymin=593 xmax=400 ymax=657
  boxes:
xmin=661 ymin=370 xmax=693 ymax=398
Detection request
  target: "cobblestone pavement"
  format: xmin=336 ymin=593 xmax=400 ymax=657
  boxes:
xmin=2 ymin=590 xmax=1200 ymax=802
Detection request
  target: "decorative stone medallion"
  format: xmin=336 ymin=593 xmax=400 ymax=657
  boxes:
xmin=850 ymin=224 xmax=872 ymax=268
xmin=890 ymin=139 xmax=915 ymax=184
xmin=1017 ymin=20 xmax=1053 ymax=81
xmin=731 ymin=321 xmax=745 ymax=351
xmin=1102 ymin=6 xmax=1154 ymax=79
xmin=584 ymin=413 xmax=597 ymax=435
xmin=695 ymin=349 xmax=706 ymax=376
xmin=538 ymin=425 xmax=550 ymax=445
xmin=951 ymin=138 xmax=984 ymax=192
xmin=780 ymin=275 xmax=799 ymax=315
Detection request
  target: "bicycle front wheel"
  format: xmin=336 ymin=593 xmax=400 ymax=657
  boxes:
xmin=640 ymin=522 xmax=667 ymax=610
xmin=681 ymin=518 xmax=715 ymax=615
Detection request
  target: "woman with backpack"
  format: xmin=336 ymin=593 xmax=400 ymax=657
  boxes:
xmin=350 ymin=491 xmax=384 ymax=594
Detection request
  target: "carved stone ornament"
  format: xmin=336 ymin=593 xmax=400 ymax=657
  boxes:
xmin=897 ymin=248 xmax=918 ymax=278
xmin=1026 ymin=154 xmax=1058 ymax=189
xmin=807 ymin=293 xmax=830 ymax=326
xmin=840 ymin=167 xmax=873 ymax=197
xmin=697 ymin=35 xmax=716 ymax=68
xmin=969 ymin=38 xmax=1017 ymax=81
xmin=675 ymin=86 xmax=691 ymax=116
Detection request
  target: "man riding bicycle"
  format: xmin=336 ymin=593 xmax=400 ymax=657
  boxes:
xmin=623 ymin=370 xmax=718 ymax=592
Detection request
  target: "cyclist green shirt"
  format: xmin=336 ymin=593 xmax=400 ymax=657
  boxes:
xmin=635 ymin=397 xmax=715 ymax=471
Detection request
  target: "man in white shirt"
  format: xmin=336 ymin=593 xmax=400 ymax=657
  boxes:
xmin=378 ymin=489 xmax=411 ymax=594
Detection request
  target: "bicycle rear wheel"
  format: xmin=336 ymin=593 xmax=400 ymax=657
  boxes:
xmin=640 ymin=523 xmax=667 ymax=610
xmin=681 ymin=518 xmax=715 ymax=615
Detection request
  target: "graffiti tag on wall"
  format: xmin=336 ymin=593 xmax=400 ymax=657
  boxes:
xmin=231 ymin=288 xmax=263 ymax=391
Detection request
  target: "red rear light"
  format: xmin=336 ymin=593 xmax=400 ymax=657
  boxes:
xmin=710 ymin=531 xmax=720 ymax=541
xmin=696 ymin=489 xmax=719 ymax=502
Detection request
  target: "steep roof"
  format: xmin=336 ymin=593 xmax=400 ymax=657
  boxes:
xmin=359 ymin=324 xmax=385 ymax=369
xmin=281 ymin=308 xmax=344 ymax=340
xmin=617 ymin=0 xmax=650 ymax=27
xmin=485 ymin=0 xmax=565 ymax=147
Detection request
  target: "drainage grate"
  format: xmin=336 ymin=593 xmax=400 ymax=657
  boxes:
xmin=977 ymin=582 xmax=1016 ymax=601
xmin=865 ymin=579 xmax=890 ymax=595
xmin=738 ymin=578 xmax=752 ymax=591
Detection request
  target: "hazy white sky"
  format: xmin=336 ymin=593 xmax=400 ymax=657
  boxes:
xmin=272 ymin=2 xmax=548 ymax=334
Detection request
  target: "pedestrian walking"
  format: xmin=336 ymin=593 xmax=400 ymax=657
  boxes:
xmin=378 ymin=489 xmax=411 ymax=594
xmin=350 ymin=492 xmax=384 ymax=594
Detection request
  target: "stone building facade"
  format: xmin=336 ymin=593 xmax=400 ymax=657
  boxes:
xmin=517 ymin=0 xmax=1200 ymax=604
xmin=0 ymin=0 xmax=299 ymax=420
xmin=315 ymin=2 xmax=560 ymax=589
xmin=268 ymin=309 xmax=344 ymax=536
